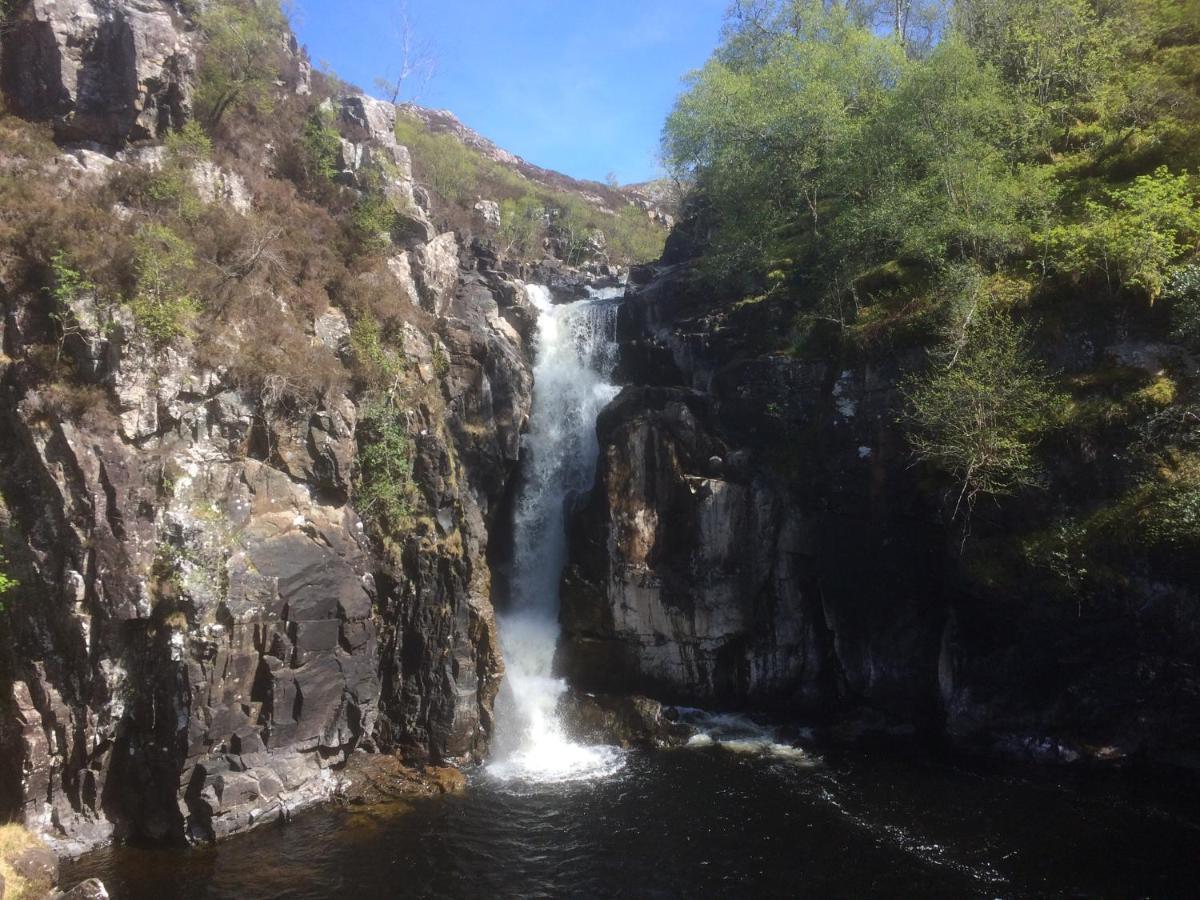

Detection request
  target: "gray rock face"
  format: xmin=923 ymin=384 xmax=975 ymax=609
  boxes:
xmin=1 ymin=0 xmax=196 ymax=145
xmin=560 ymin=387 xmax=834 ymax=710
xmin=412 ymin=233 xmax=460 ymax=316
xmin=0 ymin=213 xmax=534 ymax=855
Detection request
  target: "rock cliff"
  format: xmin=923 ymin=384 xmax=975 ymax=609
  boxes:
xmin=560 ymin=236 xmax=1200 ymax=767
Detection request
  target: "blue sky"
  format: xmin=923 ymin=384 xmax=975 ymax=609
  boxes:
xmin=291 ymin=0 xmax=729 ymax=185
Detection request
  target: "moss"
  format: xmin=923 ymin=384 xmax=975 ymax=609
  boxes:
xmin=1134 ymin=374 xmax=1178 ymax=408
xmin=0 ymin=823 xmax=52 ymax=900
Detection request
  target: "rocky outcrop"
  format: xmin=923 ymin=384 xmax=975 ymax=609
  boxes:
xmin=560 ymin=387 xmax=834 ymax=709
xmin=1 ymin=0 xmax=197 ymax=146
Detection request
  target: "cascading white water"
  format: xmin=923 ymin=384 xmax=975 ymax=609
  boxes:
xmin=488 ymin=283 xmax=625 ymax=784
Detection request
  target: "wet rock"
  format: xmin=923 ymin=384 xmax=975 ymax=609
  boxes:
xmin=52 ymin=878 xmax=111 ymax=899
xmin=426 ymin=766 xmax=467 ymax=794
xmin=559 ymin=387 xmax=830 ymax=709
xmin=558 ymin=690 xmax=694 ymax=748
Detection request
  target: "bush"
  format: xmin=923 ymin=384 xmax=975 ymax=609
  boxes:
xmin=498 ymin=195 xmax=545 ymax=258
xmin=300 ymin=106 xmax=342 ymax=185
xmin=129 ymin=224 xmax=200 ymax=344
xmin=164 ymin=120 xmax=213 ymax=162
xmin=350 ymin=312 xmax=405 ymax=388
xmin=1043 ymin=167 xmax=1200 ymax=300
xmin=0 ymin=554 xmax=16 ymax=613
xmin=1166 ymin=264 xmax=1200 ymax=348
xmin=355 ymin=399 xmax=414 ymax=531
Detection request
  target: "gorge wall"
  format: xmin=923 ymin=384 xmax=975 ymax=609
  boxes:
xmin=560 ymin=228 xmax=1200 ymax=769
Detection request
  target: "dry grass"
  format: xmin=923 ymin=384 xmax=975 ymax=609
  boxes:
xmin=0 ymin=822 xmax=53 ymax=899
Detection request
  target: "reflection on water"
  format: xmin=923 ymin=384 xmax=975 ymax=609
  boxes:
xmin=65 ymin=739 xmax=1200 ymax=899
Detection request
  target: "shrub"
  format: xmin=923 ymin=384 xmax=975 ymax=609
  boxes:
xmin=129 ymin=224 xmax=201 ymax=344
xmin=498 ymin=195 xmax=545 ymax=259
xmin=0 ymin=554 xmax=16 ymax=613
xmin=1043 ymin=167 xmax=1200 ymax=300
xmin=355 ymin=398 xmax=414 ymax=530
xmin=1166 ymin=264 xmax=1200 ymax=349
xmin=349 ymin=191 xmax=400 ymax=255
xmin=164 ymin=120 xmax=213 ymax=163
xmin=300 ymin=106 xmax=342 ymax=185
xmin=350 ymin=312 xmax=405 ymax=388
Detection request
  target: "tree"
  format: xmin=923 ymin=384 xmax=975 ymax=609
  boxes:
xmin=664 ymin=0 xmax=905 ymax=277
xmin=902 ymin=305 xmax=1057 ymax=517
xmin=194 ymin=0 xmax=287 ymax=129
xmin=374 ymin=1 xmax=438 ymax=105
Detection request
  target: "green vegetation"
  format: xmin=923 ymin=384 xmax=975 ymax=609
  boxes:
xmin=902 ymin=306 xmax=1059 ymax=514
xmin=394 ymin=115 xmax=479 ymax=204
xmin=301 ymin=105 xmax=342 ymax=184
xmin=350 ymin=311 xmax=406 ymax=389
xmin=665 ymin=0 xmax=1200 ymax=518
xmin=1167 ymin=265 xmax=1200 ymax=349
xmin=0 ymin=555 xmax=16 ymax=613
xmin=393 ymin=112 xmax=665 ymax=265
xmin=50 ymin=249 xmax=95 ymax=306
xmin=129 ymin=224 xmax=200 ymax=344
xmin=143 ymin=121 xmax=213 ymax=222
xmin=1043 ymin=167 xmax=1200 ymax=300
xmin=355 ymin=400 xmax=415 ymax=531
xmin=194 ymin=0 xmax=287 ymax=129
xmin=350 ymin=312 xmax=416 ymax=531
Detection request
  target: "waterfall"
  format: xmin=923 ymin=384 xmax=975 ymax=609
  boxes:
xmin=488 ymin=283 xmax=625 ymax=784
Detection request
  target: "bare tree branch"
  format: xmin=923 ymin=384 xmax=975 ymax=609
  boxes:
xmin=374 ymin=1 xmax=438 ymax=105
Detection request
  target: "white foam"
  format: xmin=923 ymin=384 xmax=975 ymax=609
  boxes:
xmin=488 ymin=285 xmax=626 ymax=786
xmin=679 ymin=710 xmax=817 ymax=765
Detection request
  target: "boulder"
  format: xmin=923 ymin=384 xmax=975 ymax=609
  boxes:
xmin=474 ymin=199 xmax=501 ymax=228
xmin=53 ymin=879 xmax=111 ymax=900
xmin=558 ymin=690 xmax=694 ymax=748
xmin=10 ymin=845 xmax=57 ymax=887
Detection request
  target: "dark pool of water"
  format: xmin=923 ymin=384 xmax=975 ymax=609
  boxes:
xmin=64 ymin=743 xmax=1200 ymax=899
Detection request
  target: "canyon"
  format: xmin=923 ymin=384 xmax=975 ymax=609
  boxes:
xmin=0 ymin=2 xmax=1197 ymax=897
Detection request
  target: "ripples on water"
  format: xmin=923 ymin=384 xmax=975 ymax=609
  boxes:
xmin=67 ymin=724 xmax=1200 ymax=899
